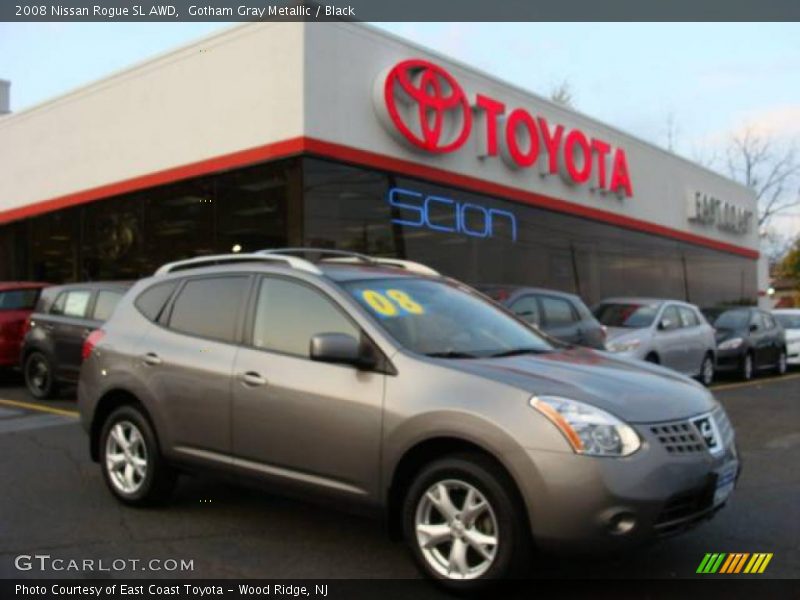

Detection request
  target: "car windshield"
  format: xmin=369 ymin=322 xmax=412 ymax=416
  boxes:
xmin=713 ymin=309 xmax=750 ymax=330
xmin=594 ymin=302 xmax=659 ymax=328
xmin=342 ymin=277 xmax=554 ymax=358
xmin=774 ymin=313 xmax=800 ymax=329
xmin=0 ymin=289 xmax=39 ymax=311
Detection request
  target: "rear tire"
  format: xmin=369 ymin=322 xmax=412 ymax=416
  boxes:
xmin=775 ymin=349 xmax=787 ymax=376
xmin=24 ymin=351 xmax=57 ymax=399
xmin=402 ymin=453 xmax=530 ymax=590
xmin=741 ymin=352 xmax=754 ymax=381
xmin=699 ymin=353 xmax=715 ymax=387
xmin=99 ymin=405 xmax=176 ymax=506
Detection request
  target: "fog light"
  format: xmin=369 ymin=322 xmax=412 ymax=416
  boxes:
xmin=607 ymin=512 xmax=636 ymax=535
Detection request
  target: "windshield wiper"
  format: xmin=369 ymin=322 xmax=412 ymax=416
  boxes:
xmin=487 ymin=347 xmax=551 ymax=358
xmin=424 ymin=351 xmax=479 ymax=359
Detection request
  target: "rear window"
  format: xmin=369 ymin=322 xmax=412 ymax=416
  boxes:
xmin=92 ymin=290 xmax=125 ymax=321
xmin=168 ymin=276 xmax=248 ymax=343
xmin=0 ymin=288 xmax=40 ymax=311
xmin=594 ymin=302 xmax=659 ymax=328
xmin=135 ymin=281 xmax=179 ymax=322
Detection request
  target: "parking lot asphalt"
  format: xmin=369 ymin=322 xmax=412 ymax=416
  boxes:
xmin=0 ymin=371 xmax=798 ymax=581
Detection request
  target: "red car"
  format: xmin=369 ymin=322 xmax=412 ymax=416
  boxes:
xmin=0 ymin=282 xmax=50 ymax=369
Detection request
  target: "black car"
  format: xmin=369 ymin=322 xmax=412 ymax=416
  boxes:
xmin=477 ymin=285 xmax=606 ymax=349
xmin=21 ymin=282 xmax=131 ymax=398
xmin=703 ymin=306 xmax=788 ymax=380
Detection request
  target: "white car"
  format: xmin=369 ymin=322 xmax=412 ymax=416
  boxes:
xmin=772 ymin=309 xmax=800 ymax=366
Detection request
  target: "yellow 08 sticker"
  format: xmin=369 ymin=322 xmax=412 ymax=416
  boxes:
xmin=360 ymin=289 xmax=424 ymax=317
xmin=386 ymin=289 xmax=424 ymax=314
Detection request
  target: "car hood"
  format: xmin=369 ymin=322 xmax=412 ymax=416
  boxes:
xmin=604 ymin=326 xmax=648 ymax=342
xmin=440 ymin=347 xmax=715 ymax=423
xmin=714 ymin=327 xmax=746 ymax=343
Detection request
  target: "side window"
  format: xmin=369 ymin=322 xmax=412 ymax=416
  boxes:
xmin=661 ymin=305 xmax=681 ymax=330
xmin=168 ymin=276 xmax=248 ymax=343
xmin=135 ymin=281 xmax=179 ymax=322
xmin=540 ymin=296 xmax=576 ymax=327
xmin=678 ymin=306 xmax=698 ymax=328
xmin=52 ymin=290 xmax=91 ymax=318
xmin=92 ymin=290 xmax=124 ymax=321
xmin=510 ymin=296 xmax=540 ymax=325
xmin=50 ymin=292 xmax=67 ymax=315
xmin=251 ymin=277 xmax=359 ymax=358
xmin=0 ymin=289 xmax=40 ymax=310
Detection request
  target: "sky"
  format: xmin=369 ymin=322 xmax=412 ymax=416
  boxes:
xmin=1 ymin=21 xmax=798 ymax=238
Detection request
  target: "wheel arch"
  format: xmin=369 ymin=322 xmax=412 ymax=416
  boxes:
xmin=385 ymin=435 xmax=531 ymax=541
xmin=90 ymin=388 xmax=151 ymax=462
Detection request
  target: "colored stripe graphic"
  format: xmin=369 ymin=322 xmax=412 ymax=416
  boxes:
xmin=700 ymin=552 xmax=773 ymax=574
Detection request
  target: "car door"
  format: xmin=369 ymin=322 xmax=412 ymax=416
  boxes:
xmin=678 ymin=305 xmax=704 ymax=374
xmin=140 ymin=275 xmax=250 ymax=455
xmin=654 ymin=304 xmax=686 ymax=371
xmin=760 ymin=312 xmax=781 ymax=365
xmin=49 ymin=288 xmax=93 ymax=381
xmin=748 ymin=311 xmax=771 ymax=368
xmin=538 ymin=294 xmax=582 ymax=344
xmin=232 ymin=275 xmax=385 ymax=498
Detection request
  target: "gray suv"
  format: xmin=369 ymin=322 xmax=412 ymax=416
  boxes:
xmin=78 ymin=250 xmax=738 ymax=587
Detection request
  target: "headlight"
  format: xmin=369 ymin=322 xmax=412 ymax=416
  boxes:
xmin=530 ymin=396 xmax=641 ymax=457
xmin=718 ymin=337 xmax=743 ymax=350
xmin=606 ymin=338 xmax=641 ymax=353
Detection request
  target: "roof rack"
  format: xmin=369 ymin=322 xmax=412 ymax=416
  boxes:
xmin=258 ymin=248 xmax=440 ymax=276
xmin=256 ymin=248 xmax=378 ymax=264
xmin=154 ymin=253 xmax=322 ymax=275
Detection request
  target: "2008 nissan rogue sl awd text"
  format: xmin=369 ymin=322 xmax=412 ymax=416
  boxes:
xmin=78 ymin=249 xmax=739 ymax=588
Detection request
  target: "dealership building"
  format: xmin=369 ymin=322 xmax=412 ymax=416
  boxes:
xmin=0 ymin=22 xmax=759 ymax=307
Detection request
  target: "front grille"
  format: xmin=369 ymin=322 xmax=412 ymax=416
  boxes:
xmin=649 ymin=421 xmax=705 ymax=454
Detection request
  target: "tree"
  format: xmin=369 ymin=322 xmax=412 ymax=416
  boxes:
xmin=725 ymin=128 xmax=800 ymax=227
xmin=549 ymin=80 xmax=575 ymax=109
xmin=779 ymin=236 xmax=800 ymax=284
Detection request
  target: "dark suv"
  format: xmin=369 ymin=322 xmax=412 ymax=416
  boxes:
xmin=22 ymin=282 xmax=130 ymax=398
xmin=477 ymin=285 xmax=606 ymax=349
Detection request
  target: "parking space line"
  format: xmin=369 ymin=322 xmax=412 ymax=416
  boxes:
xmin=0 ymin=397 xmax=79 ymax=418
xmin=712 ymin=372 xmax=800 ymax=392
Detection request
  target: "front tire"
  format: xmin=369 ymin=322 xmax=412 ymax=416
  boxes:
xmin=99 ymin=405 xmax=176 ymax=506
xmin=24 ymin=351 xmax=57 ymax=399
xmin=402 ymin=454 xmax=529 ymax=589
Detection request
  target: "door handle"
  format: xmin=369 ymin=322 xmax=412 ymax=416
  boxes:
xmin=239 ymin=371 xmax=267 ymax=387
xmin=142 ymin=352 xmax=162 ymax=366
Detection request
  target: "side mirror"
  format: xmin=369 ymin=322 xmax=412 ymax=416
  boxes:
xmin=310 ymin=333 xmax=376 ymax=370
xmin=749 ymin=323 xmax=758 ymax=332
xmin=658 ymin=318 xmax=673 ymax=331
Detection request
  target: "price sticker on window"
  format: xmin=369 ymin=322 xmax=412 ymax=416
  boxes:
xmin=359 ymin=289 xmax=425 ymax=317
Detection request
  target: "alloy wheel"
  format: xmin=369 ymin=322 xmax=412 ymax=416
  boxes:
xmin=701 ymin=356 xmax=714 ymax=386
xmin=105 ymin=420 xmax=148 ymax=495
xmin=414 ymin=479 xmax=499 ymax=580
xmin=743 ymin=354 xmax=753 ymax=380
xmin=778 ymin=352 xmax=787 ymax=375
xmin=26 ymin=355 xmax=49 ymax=395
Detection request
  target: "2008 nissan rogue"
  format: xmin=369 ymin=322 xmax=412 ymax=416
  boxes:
xmin=78 ymin=249 xmax=739 ymax=587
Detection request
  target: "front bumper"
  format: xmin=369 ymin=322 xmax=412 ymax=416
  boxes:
xmin=714 ymin=348 xmax=745 ymax=372
xmin=512 ymin=412 xmax=738 ymax=553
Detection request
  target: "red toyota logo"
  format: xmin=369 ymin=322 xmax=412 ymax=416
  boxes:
xmin=380 ymin=59 xmax=472 ymax=153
